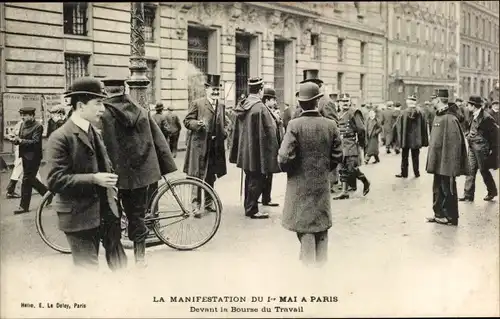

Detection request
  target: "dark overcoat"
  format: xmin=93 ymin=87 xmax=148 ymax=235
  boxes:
xmin=381 ymin=108 xmax=398 ymax=145
xmin=393 ymin=108 xmax=429 ymax=149
xmin=46 ymin=120 xmax=119 ymax=232
xmin=278 ymin=111 xmax=343 ymax=233
xmin=16 ymin=120 xmax=44 ymax=163
xmin=229 ymin=94 xmax=280 ymax=175
xmin=426 ymin=111 xmax=469 ymax=177
xmin=184 ymin=97 xmax=228 ymax=179
xmin=99 ymin=94 xmax=177 ymax=190
xmin=318 ymin=95 xmax=338 ymax=122
xmin=466 ymin=109 xmax=499 ymax=171
xmin=365 ymin=117 xmax=382 ymax=156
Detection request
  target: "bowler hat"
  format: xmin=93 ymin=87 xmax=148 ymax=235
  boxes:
xmin=101 ymin=77 xmax=127 ymax=87
xmin=297 ymin=82 xmax=324 ymax=102
xmin=300 ymin=69 xmax=323 ymax=86
xmin=205 ymin=74 xmax=221 ymax=88
xmin=248 ymin=77 xmax=264 ymax=87
xmin=263 ymin=87 xmax=276 ymax=98
xmin=19 ymin=106 xmax=36 ymax=115
xmin=64 ymin=77 xmax=107 ymax=98
xmin=468 ymin=95 xmax=483 ymax=106
xmin=407 ymin=95 xmax=417 ymax=101
xmin=155 ymin=102 xmax=164 ymax=111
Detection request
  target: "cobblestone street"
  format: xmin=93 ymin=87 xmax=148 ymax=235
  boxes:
xmin=1 ymin=148 xmax=499 ymax=317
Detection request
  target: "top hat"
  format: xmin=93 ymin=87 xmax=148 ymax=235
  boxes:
xmin=407 ymin=95 xmax=417 ymax=101
xmin=155 ymin=102 xmax=164 ymax=111
xmin=248 ymin=77 xmax=264 ymax=87
xmin=19 ymin=106 xmax=36 ymax=115
xmin=468 ymin=95 xmax=483 ymax=106
xmin=263 ymin=87 xmax=276 ymax=99
xmin=297 ymin=82 xmax=324 ymax=102
xmin=437 ymin=90 xmax=449 ymax=98
xmin=101 ymin=77 xmax=127 ymax=87
xmin=338 ymin=93 xmax=351 ymax=101
xmin=205 ymin=74 xmax=221 ymax=88
xmin=64 ymin=77 xmax=108 ymax=99
xmin=300 ymin=69 xmax=323 ymax=86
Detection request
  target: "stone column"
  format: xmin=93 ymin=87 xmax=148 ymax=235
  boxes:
xmin=127 ymin=2 xmax=150 ymax=109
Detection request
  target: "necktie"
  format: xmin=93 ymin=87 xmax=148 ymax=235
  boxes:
xmin=89 ymin=125 xmax=119 ymax=218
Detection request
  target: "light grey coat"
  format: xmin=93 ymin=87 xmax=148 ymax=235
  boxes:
xmin=278 ymin=110 xmax=343 ymax=233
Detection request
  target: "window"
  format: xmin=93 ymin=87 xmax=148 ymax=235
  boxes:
xmin=396 ymin=17 xmax=401 ymax=39
xmin=467 ymin=45 xmax=471 ymax=68
xmin=450 ymin=3 xmax=455 ymax=19
xmin=482 ymin=48 xmax=485 ymax=69
xmin=482 ymin=19 xmax=486 ymax=40
xmin=488 ymin=50 xmax=491 ymax=69
xmin=475 ymin=15 xmax=479 ymax=36
xmin=467 ymin=13 xmax=471 ymax=35
xmin=475 ymin=47 xmax=479 ymax=68
xmin=441 ymin=29 xmax=445 ymax=47
xmin=461 ymin=44 xmax=466 ymax=67
xmin=406 ymin=20 xmax=411 ymax=42
xmin=394 ymin=52 xmax=400 ymax=72
xmin=65 ymin=54 xmax=89 ymax=89
xmin=440 ymin=59 xmax=445 ymax=76
xmin=433 ymin=27 xmax=437 ymax=44
xmin=311 ymin=34 xmax=320 ymax=60
xmin=360 ymin=42 xmax=366 ymax=65
xmin=425 ymin=25 xmax=429 ymax=44
xmin=416 ymin=55 xmax=420 ymax=75
xmin=360 ymin=74 xmax=365 ymax=100
xmin=486 ymin=21 xmax=491 ymax=41
xmin=337 ymin=72 xmax=343 ymax=92
xmin=416 ymin=22 xmax=420 ymax=43
xmin=274 ymin=41 xmax=286 ymax=104
xmin=461 ymin=11 xmax=465 ymax=33
xmin=146 ymin=60 xmax=156 ymax=104
xmin=406 ymin=54 xmax=411 ymax=74
xmin=337 ymin=38 xmax=344 ymax=62
xmin=144 ymin=5 xmax=156 ymax=43
xmin=187 ymin=27 xmax=209 ymax=76
xmin=63 ymin=3 xmax=88 ymax=36
xmin=432 ymin=58 xmax=437 ymax=75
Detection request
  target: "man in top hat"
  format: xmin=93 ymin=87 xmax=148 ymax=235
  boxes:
xmin=10 ymin=106 xmax=48 ymax=214
xmin=229 ymin=77 xmax=280 ymax=219
xmin=257 ymin=87 xmax=284 ymax=207
xmin=393 ymin=94 xmax=428 ymax=178
xmin=165 ymin=106 xmax=182 ymax=158
xmin=152 ymin=102 xmax=171 ymax=141
xmin=46 ymin=76 xmax=127 ymax=270
xmin=459 ymin=95 xmax=499 ymax=202
xmin=334 ymin=93 xmax=371 ymax=200
xmin=278 ymin=81 xmax=343 ymax=265
xmin=425 ymin=93 xmax=469 ymax=226
xmin=184 ymin=74 xmax=228 ymax=216
xmin=99 ymin=77 xmax=177 ymax=266
xmin=301 ymin=69 xmax=338 ymax=122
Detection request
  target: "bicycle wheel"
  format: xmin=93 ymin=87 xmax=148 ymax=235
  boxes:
xmin=150 ymin=178 xmax=222 ymax=251
xmin=35 ymin=192 xmax=71 ymax=254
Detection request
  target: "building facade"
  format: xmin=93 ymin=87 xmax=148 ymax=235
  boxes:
xmin=459 ymin=1 xmax=499 ymax=99
xmin=0 ymin=2 xmax=387 ymax=150
xmin=386 ymin=2 xmax=460 ymax=106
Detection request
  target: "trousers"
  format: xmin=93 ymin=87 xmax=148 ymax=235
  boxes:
xmin=20 ymin=158 xmax=47 ymax=210
xmin=296 ymin=231 xmax=328 ymax=266
xmin=400 ymin=148 xmax=420 ymax=176
xmin=119 ymin=186 xmax=151 ymax=243
xmin=244 ymin=170 xmax=266 ymax=216
xmin=191 ymin=167 xmax=216 ymax=209
xmin=464 ymin=144 xmax=498 ymax=199
xmin=261 ymin=174 xmax=273 ymax=204
xmin=168 ymin=133 xmax=180 ymax=157
xmin=432 ymin=174 xmax=459 ymax=222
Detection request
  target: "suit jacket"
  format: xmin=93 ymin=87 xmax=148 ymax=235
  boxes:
xmin=183 ymin=97 xmax=228 ymax=179
xmin=99 ymin=94 xmax=178 ymax=189
xmin=466 ymin=109 xmax=499 ymax=170
xmin=46 ymin=120 xmax=118 ymax=233
xmin=14 ymin=120 xmax=44 ymax=162
xmin=318 ymin=96 xmax=338 ymax=122
xmin=278 ymin=110 xmax=343 ymax=233
xmin=152 ymin=112 xmax=170 ymax=139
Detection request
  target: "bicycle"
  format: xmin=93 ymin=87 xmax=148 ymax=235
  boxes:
xmin=35 ymin=175 xmax=223 ymax=254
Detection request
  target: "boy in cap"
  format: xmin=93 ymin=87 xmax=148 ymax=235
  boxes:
xmin=229 ymin=77 xmax=280 ymax=219
xmin=278 ymin=81 xmax=343 ymax=266
xmin=46 ymin=77 xmax=127 ymax=271
xmin=11 ymin=106 xmax=49 ymax=214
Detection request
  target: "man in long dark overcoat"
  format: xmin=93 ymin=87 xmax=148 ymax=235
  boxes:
xmin=381 ymin=101 xmax=400 ymax=154
xmin=229 ymin=77 xmax=280 ymax=219
xmin=184 ymin=74 xmax=228 ymax=214
xmin=426 ymin=94 xmax=469 ymax=226
xmin=99 ymin=78 xmax=177 ymax=266
xmin=278 ymin=81 xmax=343 ymax=265
xmin=394 ymin=95 xmax=429 ymax=178
xmin=459 ymin=95 xmax=499 ymax=202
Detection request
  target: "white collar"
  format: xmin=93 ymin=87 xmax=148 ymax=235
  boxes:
xmin=70 ymin=113 xmax=90 ymax=134
xmin=473 ymin=108 xmax=481 ymax=118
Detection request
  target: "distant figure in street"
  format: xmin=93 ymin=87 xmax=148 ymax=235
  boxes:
xmin=165 ymin=106 xmax=182 ymax=158
xmin=381 ymin=101 xmax=399 ymax=154
xmin=364 ymin=110 xmax=382 ymax=164
xmin=10 ymin=107 xmax=48 ymax=214
xmin=278 ymin=81 xmax=343 ymax=266
xmin=47 ymin=106 xmax=68 ymax=138
xmin=394 ymin=95 xmax=428 ymax=178
xmin=486 ymin=100 xmax=499 ymax=124
xmin=426 ymin=92 xmax=469 ymax=226
xmin=230 ymin=77 xmax=280 ymax=219
xmin=152 ymin=102 xmax=171 ymax=141
xmin=421 ymin=101 xmax=435 ymax=134
xmin=459 ymin=95 xmax=499 ymax=202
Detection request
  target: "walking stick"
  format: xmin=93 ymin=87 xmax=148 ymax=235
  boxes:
xmin=240 ymin=169 xmax=244 ymax=203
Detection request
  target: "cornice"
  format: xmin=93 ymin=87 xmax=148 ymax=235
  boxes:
xmin=315 ymin=16 xmax=385 ymax=37
xmin=461 ymin=34 xmax=500 ymax=50
xmin=464 ymin=1 xmax=499 ymax=18
xmin=243 ymin=2 xmax=319 ymax=19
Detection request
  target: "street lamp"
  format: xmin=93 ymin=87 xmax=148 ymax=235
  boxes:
xmin=128 ymin=2 xmax=150 ymax=109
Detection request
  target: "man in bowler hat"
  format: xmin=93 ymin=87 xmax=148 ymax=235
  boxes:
xmin=459 ymin=95 xmax=498 ymax=202
xmin=165 ymin=106 xmax=182 ymax=158
xmin=98 ymin=77 xmax=177 ymax=266
xmin=46 ymin=77 xmax=127 ymax=270
xmin=11 ymin=106 xmax=48 ymax=214
xmin=152 ymin=102 xmax=171 ymax=140
xmin=184 ymin=74 xmax=228 ymax=216
xmin=230 ymin=77 xmax=280 ymax=219
xmin=278 ymin=81 xmax=343 ymax=265
xmin=301 ymin=69 xmax=338 ymax=122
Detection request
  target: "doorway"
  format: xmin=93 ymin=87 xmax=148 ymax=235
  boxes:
xmin=235 ymin=34 xmax=251 ymax=103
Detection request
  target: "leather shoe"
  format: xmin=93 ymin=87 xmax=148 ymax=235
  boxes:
xmin=483 ymin=194 xmax=497 ymax=201
xmin=395 ymin=174 xmax=407 ymax=178
xmin=333 ymin=193 xmax=349 ymax=200
xmin=249 ymin=212 xmax=269 ymax=219
xmin=6 ymin=192 xmax=21 ymax=199
xmin=459 ymin=197 xmax=473 ymax=202
xmin=13 ymin=207 xmax=29 ymax=215
xmin=414 ymin=172 xmax=420 ymax=178
xmin=262 ymin=202 xmax=279 ymax=207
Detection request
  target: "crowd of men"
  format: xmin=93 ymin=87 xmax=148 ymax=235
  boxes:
xmin=3 ymin=70 xmax=499 ymax=269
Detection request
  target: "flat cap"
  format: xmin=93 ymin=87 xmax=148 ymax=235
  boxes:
xmin=19 ymin=106 xmax=36 ymax=114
